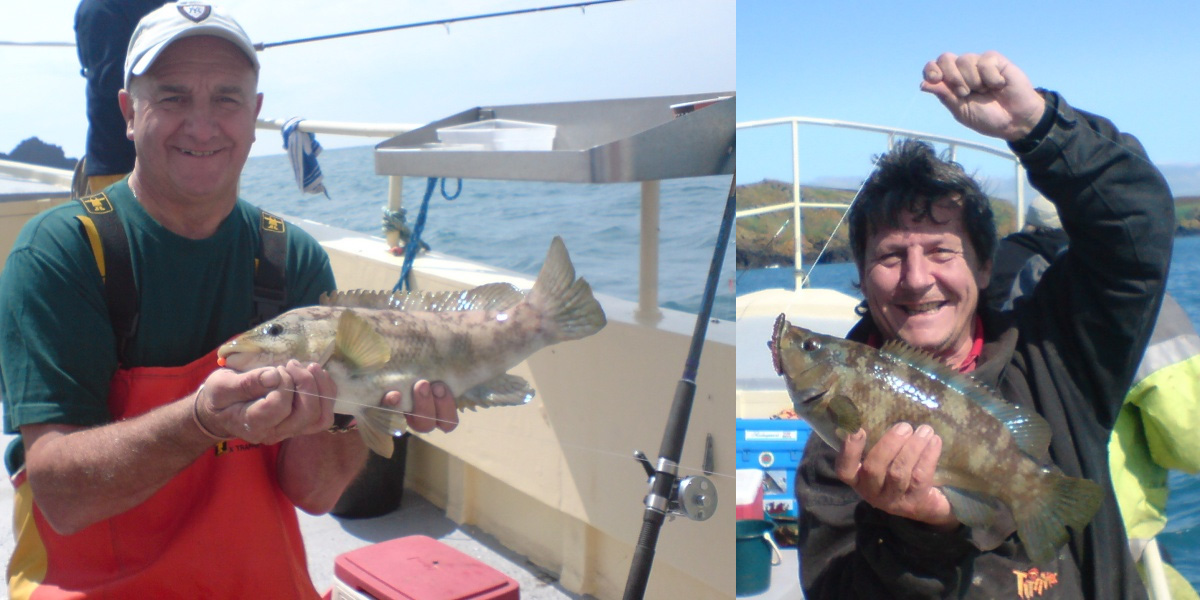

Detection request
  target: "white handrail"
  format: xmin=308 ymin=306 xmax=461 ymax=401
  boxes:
xmin=1142 ymin=538 xmax=1173 ymax=600
xmin=737 ymin=116 xmax=1018 ymax=160
xmin=0 ymin=158 xmax=73 ymax=188
xmin=736 ymin=117 xmax=1027 ymax=288
xmin=256 ymin=118 xmax=420 ymax=139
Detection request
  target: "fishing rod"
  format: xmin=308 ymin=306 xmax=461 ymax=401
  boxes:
xmin=622 ymin=175 xmax=735 ymax=600
xmin=1 ymin=0 xmax=629 ymax=50
xmin=256 ymin=0 xmax=629 ymax=50
xmin=0 ymin=41 xmax=74 ymax=47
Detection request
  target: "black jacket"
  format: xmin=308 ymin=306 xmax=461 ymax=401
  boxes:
xmin=75 ymin=0 xmax=164 ymax=176
xmin=985 ymin=228 xmax=1069 ymax=311
xmin=795 ymin=91 xmax=1174 ymax=599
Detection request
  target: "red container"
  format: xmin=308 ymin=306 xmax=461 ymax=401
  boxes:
xmin=333 ymin=535 xmax=520 ymax=600
xmin=735 ymin=469 xmax=765 ymax=521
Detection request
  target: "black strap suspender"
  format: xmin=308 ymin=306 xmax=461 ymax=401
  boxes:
xmin=75 ymin=194 xmax=288 ymax=364
xmin=253 ymin=211 xmax=288 ymax=326
xmin=76 ymin=193 xmax=139 ymax=364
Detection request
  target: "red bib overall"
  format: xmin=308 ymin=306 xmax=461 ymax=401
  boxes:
xmin=8 ymin=349 xmax=319 ymax=599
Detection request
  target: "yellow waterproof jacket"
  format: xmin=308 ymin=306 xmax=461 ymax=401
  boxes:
xmin=1109 ymin=294 xmax=1200 ymax=599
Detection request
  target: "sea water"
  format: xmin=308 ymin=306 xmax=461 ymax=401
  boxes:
xmin=239 ymin=145 xmax=736 ymax=321
xmin=737 ymin=235 xmax=1200 ymax=590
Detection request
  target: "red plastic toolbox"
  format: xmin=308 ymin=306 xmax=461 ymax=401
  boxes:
xmin=333 ymin=535 xmax=520 ymax=600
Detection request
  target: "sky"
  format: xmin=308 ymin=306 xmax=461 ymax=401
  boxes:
xmin=1 ymin=0 xmax=735 ymax=159
xmin=737 ymin=0 xmax=1200 ymax=197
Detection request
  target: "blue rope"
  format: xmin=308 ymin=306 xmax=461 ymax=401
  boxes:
xmin=441 ymin=178 xmax=462 ymax=200
xmin=394 ymin=177 xmax=438 ymax=292
xmin=391 ymin=177 xmax=465 ymax=291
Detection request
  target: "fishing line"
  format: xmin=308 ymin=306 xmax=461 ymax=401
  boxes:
xmin=786 ymin=88 xmax=924 ymax=288
xmin=731 ymin=219 xmax=788 ymax=289
xmin=274 ymin=386 xmax=735 ymax=481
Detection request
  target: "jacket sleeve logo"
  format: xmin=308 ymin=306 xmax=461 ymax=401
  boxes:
xmin=1013 ymin=568 xmax=1059 ymax=599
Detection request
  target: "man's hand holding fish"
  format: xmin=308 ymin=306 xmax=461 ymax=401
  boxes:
xmin=195 ymin=361 xmax=457 ymax=445
xmin=834 ymin=423 xmax=956 ymax=531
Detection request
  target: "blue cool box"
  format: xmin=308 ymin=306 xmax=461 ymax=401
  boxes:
xmin=736 ymin=419 xmax=812 ymax=519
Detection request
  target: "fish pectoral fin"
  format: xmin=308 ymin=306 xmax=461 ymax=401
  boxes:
xmin=941 ymin=485 xmax=1005 ymax=531
xmin=827 ymin=395 xmax=861 ymax=435
xmin=357 ymin=413 xmax=398 ymax=459
xmin=334 ymin=309 xmax=391 ymax=371
xmin=460 ymin=374 xmax=535 ymax=409
xmin=357 ymin=406 xmax=410 ymax=458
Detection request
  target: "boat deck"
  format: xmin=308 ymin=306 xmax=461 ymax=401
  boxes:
xmin=0 ymin=433 xmax=587 ymax=600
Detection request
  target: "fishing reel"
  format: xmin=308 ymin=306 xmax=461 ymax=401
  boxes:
xmin=633 ymin=450 xmax=718 ymax=522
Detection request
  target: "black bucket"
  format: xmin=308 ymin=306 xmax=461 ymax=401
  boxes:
xmin=331 ymin=434 xmax=409 ymax=519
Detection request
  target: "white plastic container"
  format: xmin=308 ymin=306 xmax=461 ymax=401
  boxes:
xmin=436 ymin=119 xmax=556 ymax=151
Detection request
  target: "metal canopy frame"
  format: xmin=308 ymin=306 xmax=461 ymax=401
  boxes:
xmin=375 ymin=93 xmax=733 ymax=183
xmin=373 ymin=93 xmax=735 ymax=324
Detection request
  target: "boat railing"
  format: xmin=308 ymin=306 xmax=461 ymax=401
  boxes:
xmin=735 ymin=116 xmax=1026 ymax=289
xmin=254 ymin=113 xmax=685 ymax=326
xmin=0 ymin=158 xmax=74 ymax=189
xmin=258 ymin=94 xmax=735 ymax=327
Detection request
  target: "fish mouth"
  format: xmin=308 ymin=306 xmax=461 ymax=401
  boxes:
xmin=216 ymin=339 xmax=256 ymax=370
xmin=797 ymin=388 xmax=827 ymax=406
xmin=770 ymin=314 xmax=787 ymax=375
xmin=216 ymin=339 xmax=241 ymax=360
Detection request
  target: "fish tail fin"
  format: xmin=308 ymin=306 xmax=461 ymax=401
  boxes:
xmin=1012 ymin=472 xmax=1103 ymax=563
xmin=357 ymin=406 xmax=409 ymax=458
xmin=529 ymin=236 xmax=606 ymax=341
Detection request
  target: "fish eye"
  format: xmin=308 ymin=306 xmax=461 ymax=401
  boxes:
xmin=264 ymin=323 xmax=283 ymax=337
xmin=802 ymin=338 xmax=821 ymax=352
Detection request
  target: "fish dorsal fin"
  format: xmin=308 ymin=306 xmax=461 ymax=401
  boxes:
xmin=879 ymin=339 xmax=1052 ymax=458
xmin=320 ymin=283 xmax=524 ymax=312
xmin=334 ymin=309 xmax=391 ymax=371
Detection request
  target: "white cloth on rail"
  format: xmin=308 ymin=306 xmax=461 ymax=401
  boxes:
xmin=281 ymin=117 xmax=330 ymax=198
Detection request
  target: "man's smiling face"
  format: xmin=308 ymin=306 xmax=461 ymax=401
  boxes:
xmin=123 ymin=35 xmax=261 ymax=205
xmin=860 ymin=197 xmax=992 ymax=367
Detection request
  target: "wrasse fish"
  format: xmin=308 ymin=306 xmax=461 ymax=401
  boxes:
xmin=769 ymin=315 xmax=1102 ymax=563
xmin=217 ymin=236 xmax=607 ymax=458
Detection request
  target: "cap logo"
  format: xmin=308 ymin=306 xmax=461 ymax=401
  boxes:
xmin=177 ymin=4 xmax=212 ymax=23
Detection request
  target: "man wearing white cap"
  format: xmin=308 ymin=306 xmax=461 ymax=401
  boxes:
xmin=983 ymin=194 xmax=1069 ymax=311
xmin=0 ymin=3 xmax=458 ymax=597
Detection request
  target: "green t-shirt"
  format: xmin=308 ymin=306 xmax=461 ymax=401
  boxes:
xmin=0 ymin=179 xmax=336 ymax=473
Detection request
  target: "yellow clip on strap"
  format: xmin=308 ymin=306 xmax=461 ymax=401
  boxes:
xmin=75 ymin=215 xmax=107 ymax=282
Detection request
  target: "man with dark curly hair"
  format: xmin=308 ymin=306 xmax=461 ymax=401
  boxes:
xmin=795 ymin=51 xmax=1173 ymax=599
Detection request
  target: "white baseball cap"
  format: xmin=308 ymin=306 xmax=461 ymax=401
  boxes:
xmin=1025 ymin=194 xmax=1061 ymax=230
xmin=124 ymin=2 xmax=259 ymax=89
